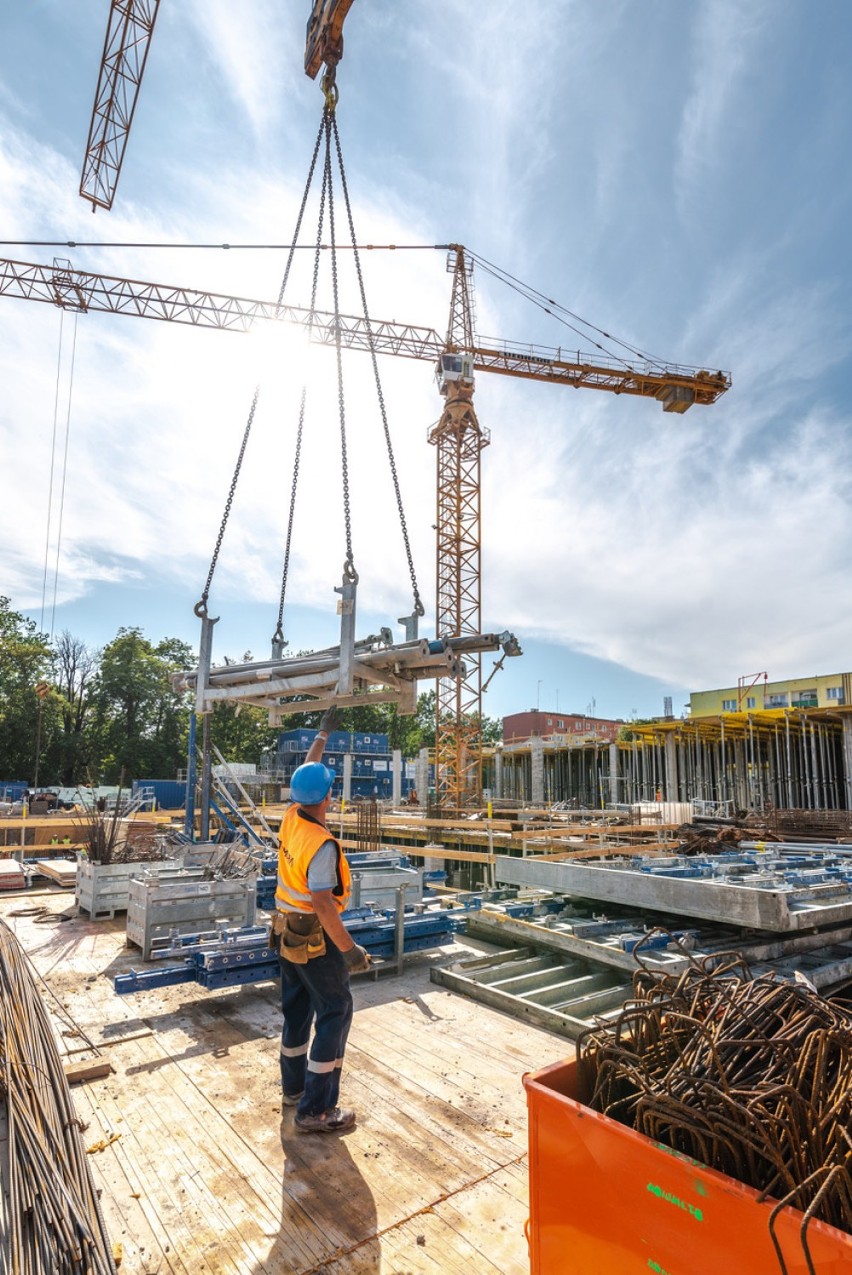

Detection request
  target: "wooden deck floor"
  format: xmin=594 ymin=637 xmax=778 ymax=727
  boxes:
xmin=1 ymin=890 xmax=570 ymax=1274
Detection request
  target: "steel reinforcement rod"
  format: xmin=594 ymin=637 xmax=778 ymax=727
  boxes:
xmin=576 ymin=943 xmax=852 ymax=1238
xmin=0 ymin=919 xmax=116 ymax=1274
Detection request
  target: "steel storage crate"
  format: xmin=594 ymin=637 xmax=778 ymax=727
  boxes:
xmin=76 ymin=847 xmax=195 ymax=918
xmin=349 ymin=865 xmax=423 ymax=911
xmin=523 ymin=1058 xmax=852 ymax=1275
xmin=76 ymin=857 xmax=153 ymax=919
xmin=126 ymin=868 xmax=257 ymax=959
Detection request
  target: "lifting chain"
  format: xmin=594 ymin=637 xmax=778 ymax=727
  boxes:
xmin=198 ymin=76 xmax=424 ymax=634
xmin=271 ymin=385 xmax=306 ymax=649
xmin=321 ymin=61 xmax=339 ymax=114
xmin=195 ymin=388 xmax=259 ymax=619
xmin=196 ymin=114 xmax=325 ymax=623
xmin=332 ymin=112 xmax=424 ymax=617
xmin=273 ymin=111 xmax=332 ymax=646
xmin=321 ymin=111 xmax=357 ymax=584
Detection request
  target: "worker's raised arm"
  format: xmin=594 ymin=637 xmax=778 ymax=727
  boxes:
xmin=305 ymin=706 xmax=341 ymax=763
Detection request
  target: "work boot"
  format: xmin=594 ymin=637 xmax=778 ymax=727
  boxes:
xmin=281 ymin=1090 xmax=305 ymax=1107
xmin=295 ymin=1106 xmax=356 ymax=1134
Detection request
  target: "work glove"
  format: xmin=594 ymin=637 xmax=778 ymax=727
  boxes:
xmin=320 ymin=706 xmax=342 ymax=734
xmin=342 ymin=944 xmax=372 ymax=974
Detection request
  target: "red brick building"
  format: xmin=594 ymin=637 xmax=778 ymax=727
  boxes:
xmin=502 ymin=709 xmax=622 ymax=746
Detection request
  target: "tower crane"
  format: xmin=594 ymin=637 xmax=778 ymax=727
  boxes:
xmin=79 ymin=0 xmax=162 ymax=212
xmin=69 ymin=0 xmax=731 ymax=807
xmin=78 ymin=0 xmax=351 ymax=213
xmin=0 ymin=252 xmax=729 ymax=807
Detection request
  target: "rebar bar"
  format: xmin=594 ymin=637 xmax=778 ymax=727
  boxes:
xmin=577 ymin=953 xmax=852 ymax=1239
xmin=0 ymin=920 xmax=116 ymax=1274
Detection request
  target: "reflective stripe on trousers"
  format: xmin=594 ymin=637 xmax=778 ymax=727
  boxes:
xmin=279 ymin=938 xmax=353 ymax=1118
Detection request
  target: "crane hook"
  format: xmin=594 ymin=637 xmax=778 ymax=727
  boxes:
xmin=321 ymin=64 xmax=339 ymax=112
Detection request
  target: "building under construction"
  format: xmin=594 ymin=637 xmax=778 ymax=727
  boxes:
xmin=490 ymin=702 xmax=852 ymax=812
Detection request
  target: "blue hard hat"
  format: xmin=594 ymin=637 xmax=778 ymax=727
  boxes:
xmin=290 ymin=761 xmax=335 ymax=805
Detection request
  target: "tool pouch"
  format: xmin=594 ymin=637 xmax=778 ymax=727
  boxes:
xmin=271 ymin=911 xmax=326 ymax=963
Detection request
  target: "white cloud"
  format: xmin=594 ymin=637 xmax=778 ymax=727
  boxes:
xmin=2 ymin=0 xmax=852 ymax=711
xmin=676 ymin=0 xmax=773 ymax=215
xmin=483 ymin=378 xmax=852 ymax=688
xmin=182 ymin=0 xmax=302 ymax=142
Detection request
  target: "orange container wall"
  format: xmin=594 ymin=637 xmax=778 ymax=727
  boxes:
xmin=524 ymin=1058 xmax=852 ymax=1275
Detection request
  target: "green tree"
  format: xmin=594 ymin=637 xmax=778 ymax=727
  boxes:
xmin=0 ymin=597 xmax=53 ymax=783
xmin=411 ymin=689 xmax=437 ymax=751
xmin=479 ymin=712 xmax=503 ymax=745
xmin=47 ymin=630 xmax=97 ymax=785
xmin=210 ymin=701 xmax=279 ymax=765
xmin=617 ymin=719 xmax=655 ymax=743
xmin=88 ymin=628 xmax=193 ymax=781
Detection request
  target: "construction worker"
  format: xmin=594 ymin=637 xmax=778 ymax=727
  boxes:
xmin=272 ymin=706 xmax=371 ymax=1134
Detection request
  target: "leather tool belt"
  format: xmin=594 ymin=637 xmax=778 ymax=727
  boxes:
xmin=269 ymin=911 xmax=327 ymax=963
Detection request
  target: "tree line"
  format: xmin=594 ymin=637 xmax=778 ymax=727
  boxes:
xmin=0 ymin=596 xmax=501 ymax=787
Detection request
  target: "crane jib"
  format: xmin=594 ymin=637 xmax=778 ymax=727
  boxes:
xmin=0 ymin=258 xmax=730 ymax=410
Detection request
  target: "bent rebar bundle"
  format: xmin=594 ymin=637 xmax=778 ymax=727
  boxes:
xmin=0 ymin=920 xmax=116 ymax=1274
xmin=577 ymin=953 xmax=852 ymax=1239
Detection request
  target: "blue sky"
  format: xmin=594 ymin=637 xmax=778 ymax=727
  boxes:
xmin=1 ymin=0 xmax=851 ymax=725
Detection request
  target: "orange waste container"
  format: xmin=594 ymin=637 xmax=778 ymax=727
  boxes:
xmin=524 ymin=1058 xmax=852 ymax=1275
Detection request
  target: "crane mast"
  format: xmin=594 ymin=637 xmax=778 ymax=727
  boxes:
xmin=430 ymin=248 xmax=489 ymax=807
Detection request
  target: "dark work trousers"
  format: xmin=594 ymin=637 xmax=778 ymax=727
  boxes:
xmin=279 ymin=937 xmax=353 ymax=1118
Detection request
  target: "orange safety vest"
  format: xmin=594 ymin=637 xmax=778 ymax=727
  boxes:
xmin=275 ymin=805 xmax=351 ymax=915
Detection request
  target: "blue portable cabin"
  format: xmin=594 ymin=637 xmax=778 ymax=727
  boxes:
xmin=132 ymin=779 xmax=186 ymax=810
xmin=275 ymin=729 xmax=411 ymax=799
xmin=0 ymin=781 xmax=30 ymax=802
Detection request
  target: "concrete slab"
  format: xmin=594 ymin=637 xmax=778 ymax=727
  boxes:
xmin=493 ymin=855 xmax=852 ymax=932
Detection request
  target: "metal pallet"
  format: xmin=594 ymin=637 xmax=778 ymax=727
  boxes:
xmin=126 ymin=869 xmax=257 ymax=959
xmin=431 ymin=948 xmax=631 ymax=1041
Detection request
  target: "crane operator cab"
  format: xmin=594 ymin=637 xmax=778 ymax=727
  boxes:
xmin=437 ymin=352 xmax=475 ymax=395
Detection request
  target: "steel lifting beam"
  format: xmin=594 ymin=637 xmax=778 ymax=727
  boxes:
xmin=175 ymin=628 xmax=520 ymax=723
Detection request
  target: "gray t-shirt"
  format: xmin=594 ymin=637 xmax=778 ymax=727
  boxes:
xmin=306 ymin=840 xmax=338 ymax=892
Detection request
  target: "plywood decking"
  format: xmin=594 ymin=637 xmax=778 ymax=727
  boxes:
xmin=0 ymin=892 xmax=569 ymax=1274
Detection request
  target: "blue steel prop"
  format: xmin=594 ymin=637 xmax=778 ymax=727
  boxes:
xmin=114 ymin=908 xmax=458 ymax=995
